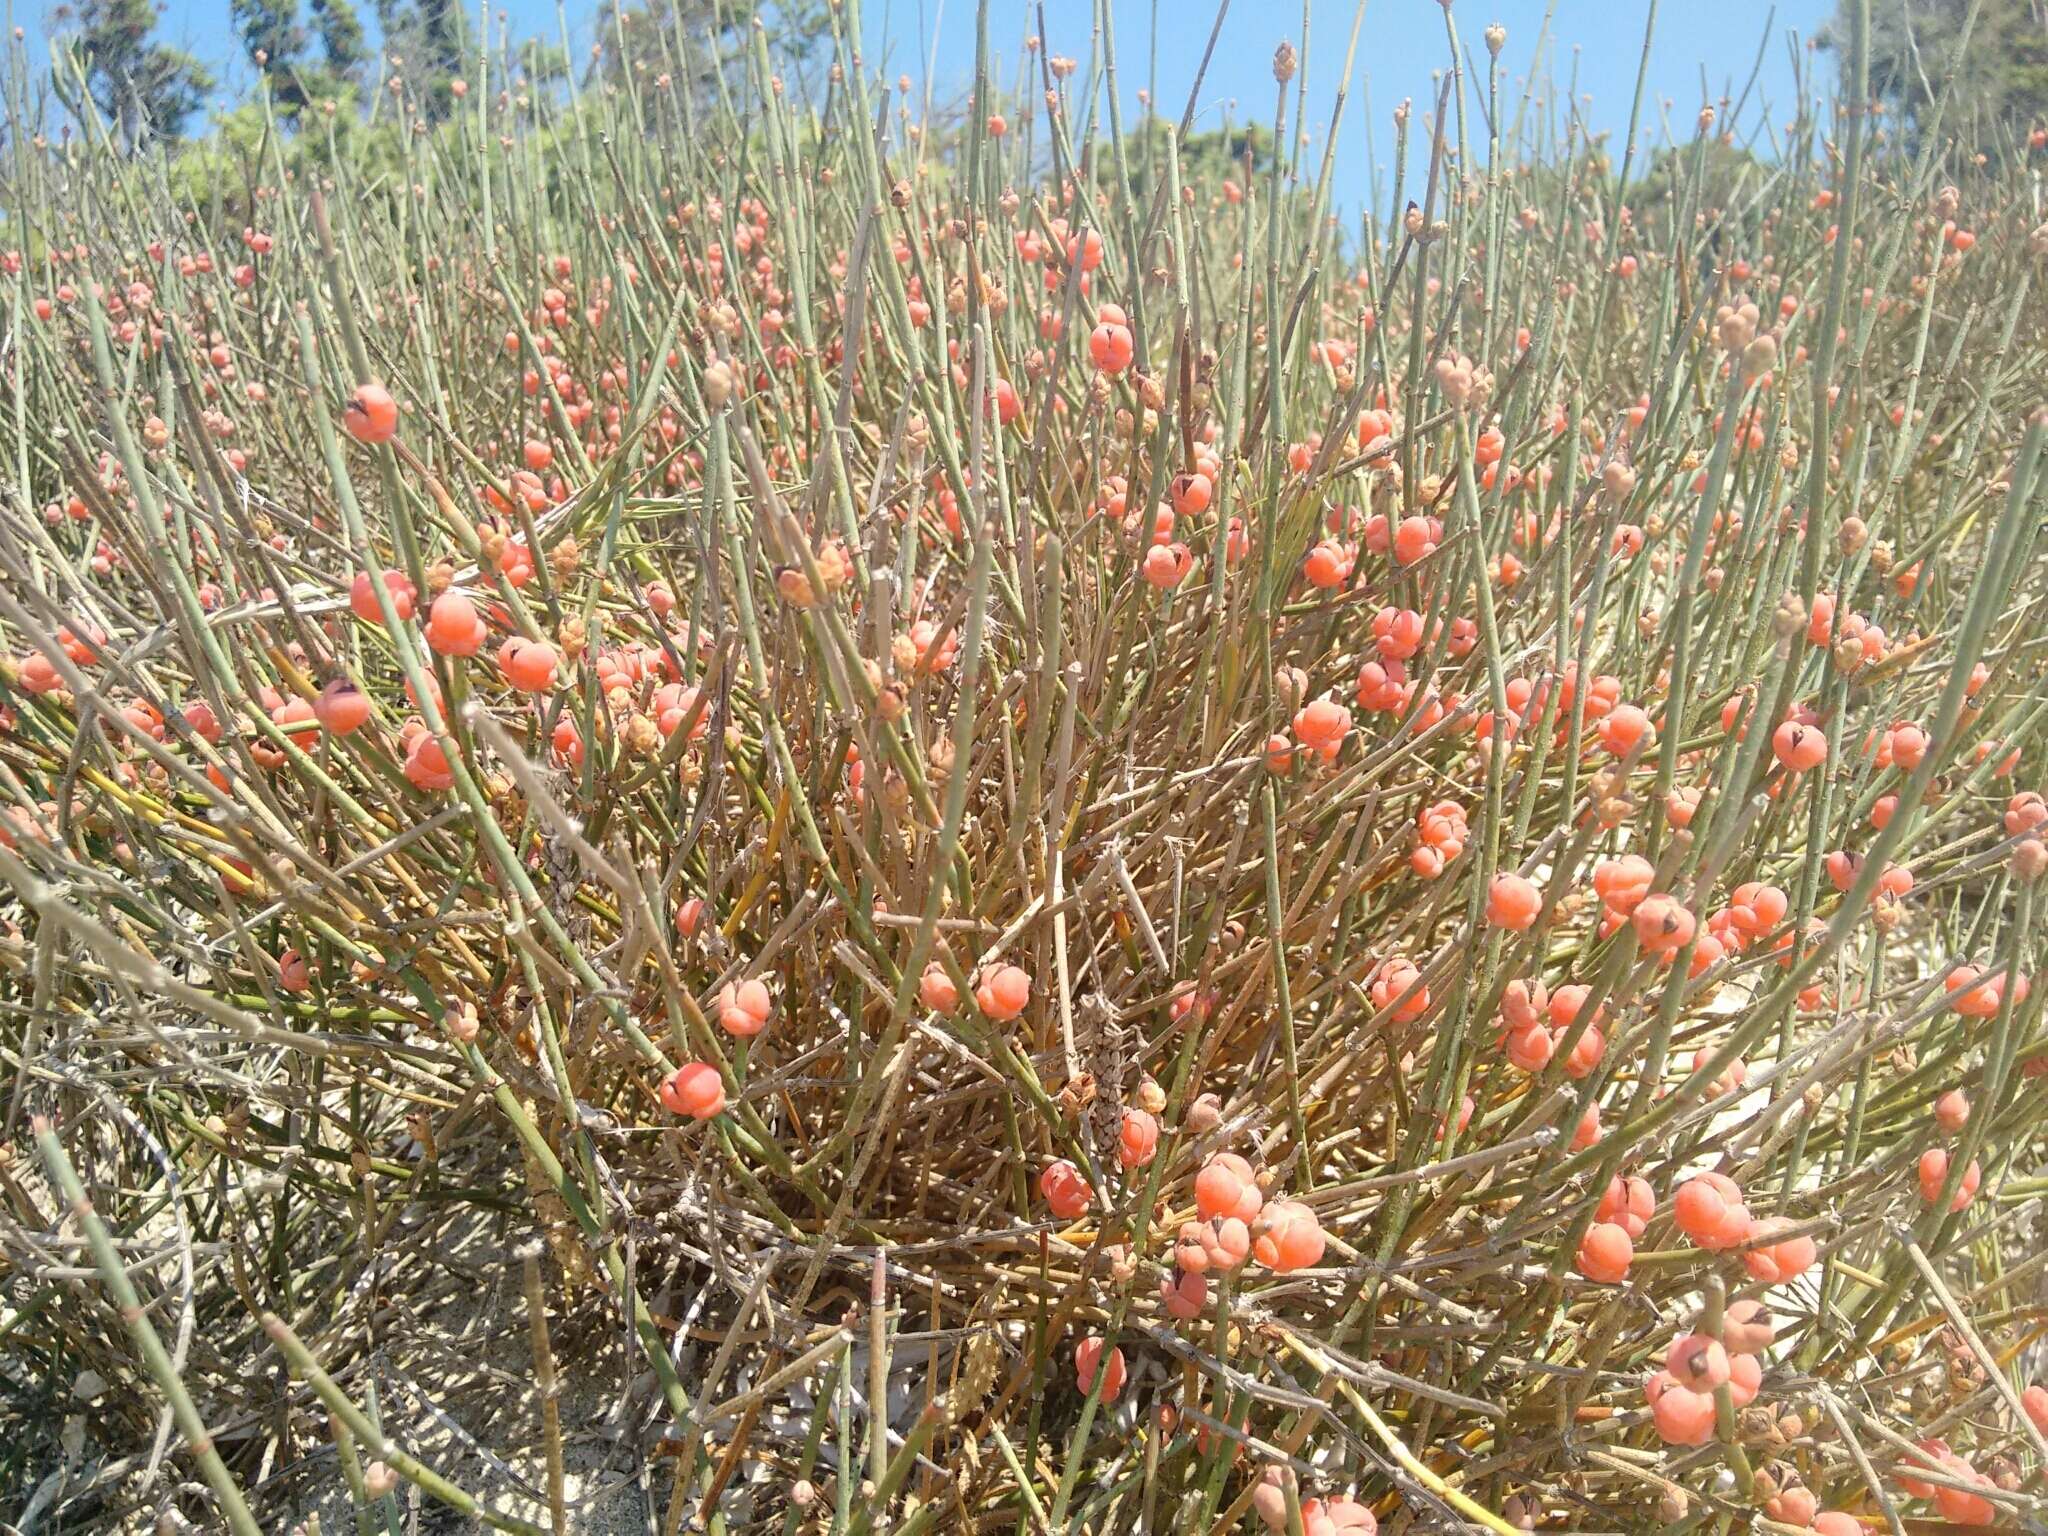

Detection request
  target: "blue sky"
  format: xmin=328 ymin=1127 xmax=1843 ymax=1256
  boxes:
xmin=36 ymin=0 xmax=1835 ymax=210
xmin=863 ymin=0 xmax=1836 ymax=208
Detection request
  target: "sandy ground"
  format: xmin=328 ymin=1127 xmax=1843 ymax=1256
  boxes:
xmin=10 ymin=1255 xmax=663 ymax=1535
xmin=8 ymin=1203 xmax=946 ymax=1534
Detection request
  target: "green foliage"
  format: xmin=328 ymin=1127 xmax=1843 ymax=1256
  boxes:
xmin=590 ymin=0 xmax=829 ymax=104
xmin=232 ymin=0 xmax=368 ymax=111
xmin=1182 ymin=120 xmax=1274 ymax=180
xmin=168 ymin=85 xmax=403 ymax=207
xmin=312 ymin=0 xmax=368 ymax=82
xmin=374 ymin=0 xmax=469 ymax=119
xmin=1123 ymin=118 xmax=1274 ymax=198
xmin=516 ymin=37 xmax=573 ymax=88
xmin=1821 ymin=0 xmax=2048 ymax=140
xmin=1630 ymin=136 xmax=1767 ymax=213
xmin=49 ymin=0 xmax=214 ymax=146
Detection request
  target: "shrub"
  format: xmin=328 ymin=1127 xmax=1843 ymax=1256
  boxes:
xmin=3 ymin=1 xmax=2048 ymax=1531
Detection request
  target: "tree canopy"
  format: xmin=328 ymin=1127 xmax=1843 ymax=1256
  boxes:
xmin=231 ymin=0 xmax=368 ymax=110
xmin=1821 ymin=0 xmax=2048 ymax=141
xmin=51 ymin=0 xmax=214 ymax=146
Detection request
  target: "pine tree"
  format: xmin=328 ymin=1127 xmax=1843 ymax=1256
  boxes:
xmin=310 ymin=0 xmax=367 ymax=80
xmin=589 ymin=0 xmax=830 ymax=95
xmin=373 ymin=0 xmax=468 ymax=120
xmin=1822 ymin=0 xmax=2048 ymax=140
xmin=52 ymin=0 xmax=214 ymax=147
xmin=232 ymin=0 xmax=365 ymax=112
xmin=232 ymin=0 xmax=310 ymax=106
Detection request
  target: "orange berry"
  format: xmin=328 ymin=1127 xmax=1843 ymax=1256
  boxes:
xmin=1767 ymin=1488 xmax=1818 ymax=1527
xmin=1369 ymin=957 xmax=1430 ymax=1021
xmin=1088 ymin=322 xmax=1133 ymax=374
xmin=1729 ymin=882 xmax=1788 ymax=934
xmin=1485 ymin=872 xmax=1543 ymax=930
xmin=1303 ymin=540 xmax=1350 ymax=589
xmin=1118 ymin=1109 xmax=1160 ymax=1169
xmin=1141 ymin=541 xmax=1193 ymax=588
xmin=1632 ymin=893 xmax=1697 ymax=955
xmin=1935 ymin=1089 xmax=1969 ymax=1133
xmin=974 ymin=962 xmax=1031 ymax=1020
xmin=1692 ymin=1046 xmax=1747 ymax=1101
xmin=1933 ymin=1460 xmax=1996 ymax=1526
xmin=1727 ymin=1350 xmax=1761 ymax=1406
xmin=1644 ymin=1371 xmax=1716 ymax=1444
xmin=1673 ymin=1172 xmax=1750 ymax=1249
xmin=659 ymin=1062 xmax=725 ymax=1120
xmin=674 ymin=898 xmax=706 ymax=938
xmin=1772 ymin=719 xmax=1828 ymax=771
xmin=1918 ymin=1146 xmax=1981 ymax=1210
xmin=1597 ymin=1174 xmax=1656 ymax=1238
xmin=1576 ymin=1221 xmax=1633 ymax=1283
xmin=343 ymin=382 xmax=399 ymax=443
xmin=1176 ymin=1216 xmax=1250 ymax=1272
xmin=1946 ymin=963 xmax=2028 ymax=1019
xmin=425 ymin=590 xmax=487 ymax=656
xmin=1824 ymin=848 xmax=1862 ymax=891
xmin=350 ymin=568 xmax=417 ymax=625
xmin=1170 ymin=471 xmax=1212 ymax=516
xmin=918 ymin=962 xmax=960 ymax=1013
xmin=1040 ymin=1159 xmax=1092 ymax=1218
xmin=1074 ymin=1336 xmax=1125 ymax=1401
xmin=1392 ymin=514 xmax=1438 ymax=566
xmin=1499 ymin=979 xmax=1547 ymax=1032
xmin=1292 ymin=697 xmax=1352 ymax=759
xmin=1503 ymin=1022 xmax=1554 ymax=1073
xmin=16 ymin=652 xmax=62 ymax=693
xmin=1741 ymin=1216 xmax=1817 ymax=1285
xmin=1159 ymin=1267 xmax=1208 ymax=1320
xmin=403 ymin=733 xmax=455 ymax=790
xmin=1592 ymin=855 xmax=1653 ymax=914
xmin=2006 ymin=791 xmax=2048 ymax=837
xmin=716 ymin=978 xmax=774 ymax=1037
xmin=1194 ymin=1151 xmax=1263 ymax=1223
xmin=1252 ymin=1199 xmax=1324 ymax=1271
xmin=1667 ymin=1332 xmax=1730 ymax=1390
xmin=1895 ymin=1438 xmax=1950 ymax=1499
xmin=1596 ymin=703 xmax=1655 ymax=756
xmin=312 ymin=679 xmax=372 ymax=736
xmin=1571 ymin=1102 xmax=1602 ymax=1150
xmin=498 ymin=637 xmax=559 ymax=692
xmin=1299 ymin=1495 xmax=1377 ymax=1536
xmin=1886 ymin=721 xmax=1930 ymax=770
xmin=1723 ymin=1299 xmax=1774 ymax=1356
xmin=2023 ymin=1383 xmax=2048 ymax=1439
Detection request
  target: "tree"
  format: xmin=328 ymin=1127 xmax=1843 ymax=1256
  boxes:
xmin=232 ymin=0 xmax=367 ymax=110
xmin=516 ymin=37 xmax=572 ymax=90
xmin=52 ymin=0 xmax=214 ymax=147
xmin=233 ymin=0 xmax=308 ymax=105
xmin=373 ymin=0 xmax=468 ymax=120
xmin=1820 ymin=0 xmax=2048 ymax=142
xmin=1122 ymin=119 xmax=1275 ymax=199
xmin=310 ymin=0 xmax=368 ymax=83
xmin=588 ymin=0 xmax=830 ymax=108
xmin=1629 ymin=137 xmax=1767 ymax=214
